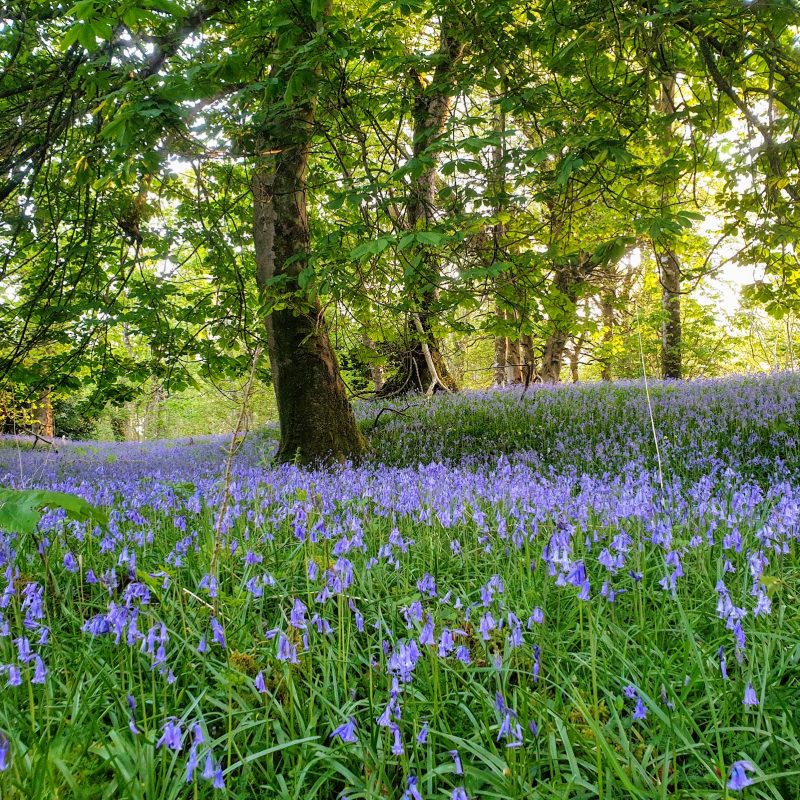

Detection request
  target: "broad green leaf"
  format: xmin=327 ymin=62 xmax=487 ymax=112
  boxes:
xmin=0 ymin=489 xmax=108 ymax=535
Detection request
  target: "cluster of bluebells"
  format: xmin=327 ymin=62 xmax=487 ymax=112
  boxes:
xmin=0 ymin=374 xmax=797 ymax=794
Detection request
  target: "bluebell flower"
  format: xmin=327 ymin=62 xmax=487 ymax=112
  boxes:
xmin=186 ymin=745 xmax=199 ymax=782
xmin=277 ymin=634 xmax=299 ymax=664
xmin=156 ymin=717 xmax=183 ymax=751
xmin=743 ymin=684 xmax=759 ymax=706
xmin=0 ymin=731 xmax=10 ymax=771
xmin=727 ymin=760 xmax=755 ymax=791
xmin=210 ymin=617 xmax=226 ymax=649
xmin=290 ymin=599 xmax=307 ymax=629
xmin=6 ymin=665 xmax=21 ymax=686
xmin=390 ymin=723 xmax=404 ymax=755
xmin=402 ymin=775 xmax=423 ymax=800
xmin=330 ymin=717 xmax=358 ymax=744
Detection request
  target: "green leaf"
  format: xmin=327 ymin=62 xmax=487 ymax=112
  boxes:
xmin=349 ymin=237 xmax=392 ymax=261
xmin=0 ymin=489 xmax=108 ymax=536
xmin=415 ymin=231 xmax=447 ymax=246
xmin=310 ymin=0 xmax=328 ymax=21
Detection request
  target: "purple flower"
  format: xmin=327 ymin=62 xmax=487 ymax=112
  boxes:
xmin=402 ymin=775 xmax=423 ymax=800
xmin=185 ymin=745 xmax=199 ymax=782
xmin=156 ymin=717 xmax=183 ymax=751
xmin=198 ymin=574 xmax=218 ymax=599
xmin=254 ymin=671 xmax=267 ymax=693
xmin=727 ymin=760 xmax=755 ymax=791
xmin=63 ymin=552 xmax=78 ymax=573
xmin=451 ymin=788 xmax=469 ymax=800
xmin=330 ymin=717 xmax=358 ymax=744
xmin=210 ymin=617 xmax=226 ymax=649
xmin=31 ymin=655 xmax=47 ymax=684
xmin=390 ymin=724 xmax=404 ymax=755
xmin=743 ymin=683 xmax=759 ymax=707
xmin=290 ymin=598 xmax=307 ymax=629
xmin=277 ymin=633 xmax=299 ymax=664
xmin=0 ymin=730 xmax=9 ymax=771
xmin=417 ymin=722 xmax=429 ymax=744
xmin=202 ymin=752 xmax=215 ymax=780
xmin=449 ymin=749 xmax=463 ymax=775
xmin=718 ymin=647 xmax=728 ymax=680
xmin=420 ymin=615 xmax=435 ymax=646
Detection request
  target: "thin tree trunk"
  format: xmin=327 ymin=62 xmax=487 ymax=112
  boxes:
xmin=656 ymin=76 xmax=682 ymax=380
xmin=252 ymin=1 xmax=365 ymax=464
xmin=540 ymin=255 xmax=595 ymax=383
xmin=34 ymin=390 xmax=54 ymax=438
xmin=519 ymin=333 xmax=536 ymax=383
xmin=493 ymin=309 xmax=508 ymax=386
xmin=569 ymin=336 xmax=584 ymax=382
xmin=659 ymin=249 xmax=682 ymax=379
xmin=385 ymin=15 xmax=463 ymax=395
xmin=600 ymin=291 xmax=614 ymax=381
xmin=361 ymin=333 xmax=384 ymax=394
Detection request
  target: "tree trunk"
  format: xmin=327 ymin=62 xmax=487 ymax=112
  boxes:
xmin=386 ymin=15 xmax=463 ymax=395
xmin=493 ymin=308 xmax=508 ymax=386
xmin=659 ymin=249 xmax=682 ymax=379
xmin=34 ymin=390 xmax=54 ymax=438
xmin=540 ymin=330 xmax=570 ymax=383
xmin=361 ymin=333 xmax=385 ymax=394
xmin=600 ymin=291 xmax=614 ymax=381
xmin=519 ymin=333 xmax=537 ymax=383
xmin=252 ymin=1 xmax=365 ymax=464
xmin=569 ymin=336 xmax=584 ymax=382
xmin=540 ymin=255 xmax=595 ymax=383
xmin=506 ymin=338 xmax=523 ymax=384
xmin=656 ymin=76 xmax=682 ymax=380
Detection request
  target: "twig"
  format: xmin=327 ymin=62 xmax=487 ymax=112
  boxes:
xmin=209 ymin=347 xmax=263 ymax=614
xmin=369 ymin=404 xmax=414 ymax=432
xmin=22 ymin=428 xmax=58 ymax=453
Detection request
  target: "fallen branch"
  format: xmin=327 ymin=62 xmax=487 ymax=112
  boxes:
xmin=23 ymin=429 xmax=58 ymax=452
xmin=369 ymin=404 xmax=414 ymax=432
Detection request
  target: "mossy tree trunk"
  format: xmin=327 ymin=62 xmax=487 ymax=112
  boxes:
xmin=252 ymin=0 xmax=365 ymax=464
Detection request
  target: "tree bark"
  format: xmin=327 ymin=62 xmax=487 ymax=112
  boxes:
xmin=493 ymin=307 xmax=508 ymax=386
xmin=506 ymin=338 xmax=523 ymax=384
xmin=600 ymin=291 xmax=615 ymax=381
xmin=659 ymin=248 xmax=682 ymax=379
xmin=252 ymin=2 xmax=365 ymax=464
xmin=361 ymin=333 xmax=385 ymax=394
xmin=540 ymin=255 xmax=595 ymax=383
xmin=385 ymin=14 xmax=463 ymax=395
xmin=34 ymin=390 xmax=54 ymax=438
xmin=519 ymin=333 xmax=537 ymax=383
xmin=540 ymin=330 xmax=570 ymax=383
xmin=656 ymin=76 xmax=683 ymax=380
